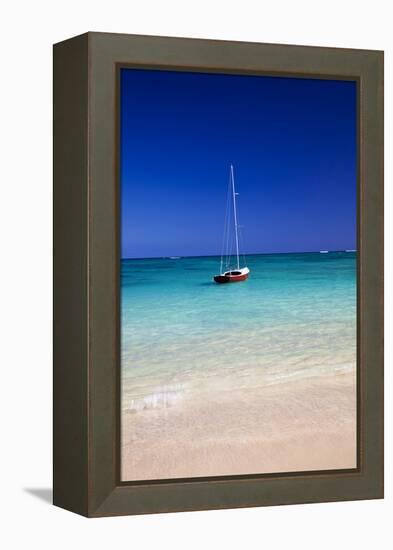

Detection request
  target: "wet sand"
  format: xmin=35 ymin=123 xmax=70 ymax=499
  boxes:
xmin=121 ymin=370 xmax=356 ymax=481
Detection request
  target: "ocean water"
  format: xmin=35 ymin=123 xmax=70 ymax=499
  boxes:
xmin=121 ymin=252 xmax=356 ymax=413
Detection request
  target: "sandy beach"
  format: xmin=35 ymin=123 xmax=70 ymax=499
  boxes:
xmin=121 ymin=370 xmax=356 ymax=481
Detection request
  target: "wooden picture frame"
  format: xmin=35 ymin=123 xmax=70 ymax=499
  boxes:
xmin=53 ymin=32 xmax=383 ymax=517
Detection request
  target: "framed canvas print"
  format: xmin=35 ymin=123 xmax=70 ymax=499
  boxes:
xmin=53 ymin=32 xmax=383 ymax=517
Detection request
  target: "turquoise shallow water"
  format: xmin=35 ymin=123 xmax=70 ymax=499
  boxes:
xmin=121 ymin=252 xmax=356 ymax=412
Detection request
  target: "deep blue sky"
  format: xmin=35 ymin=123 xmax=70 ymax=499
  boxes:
xmin=120 ymin=68 xmax=356 ymax=259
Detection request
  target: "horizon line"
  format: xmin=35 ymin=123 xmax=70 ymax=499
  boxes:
xmin=121 ymin=249 xmax=357 ymax=261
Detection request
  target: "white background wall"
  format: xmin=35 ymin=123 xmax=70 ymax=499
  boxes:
xmin=0 ymin=1 xmax=390 ymax=548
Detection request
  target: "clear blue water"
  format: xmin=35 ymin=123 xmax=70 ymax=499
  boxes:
xmin=121 ymin=252 xmax=356 ymax=412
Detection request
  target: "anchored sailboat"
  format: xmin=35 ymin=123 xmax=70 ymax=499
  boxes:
xmin=214 ymin=165 xmax=250 ymax=283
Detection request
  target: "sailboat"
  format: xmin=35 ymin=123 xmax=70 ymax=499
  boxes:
xmin=214 ymin=165 xmax=250 ymax=283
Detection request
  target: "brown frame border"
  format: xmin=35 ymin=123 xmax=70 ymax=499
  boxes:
xmin=53 ymin=32 xmax=383 ymax=517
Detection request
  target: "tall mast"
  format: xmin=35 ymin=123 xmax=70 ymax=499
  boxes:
xmin=231 ymin=164 xmax=240 ymax=270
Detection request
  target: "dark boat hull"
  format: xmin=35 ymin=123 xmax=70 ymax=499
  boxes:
xmin=214 ymin=273 xmax=249 ymax=283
